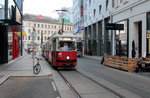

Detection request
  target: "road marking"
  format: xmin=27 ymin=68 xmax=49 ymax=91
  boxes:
xmin=56 ymin=97 xmax=60 ymax=98
xmin=52 ymin=81 xmax=57 ymax=91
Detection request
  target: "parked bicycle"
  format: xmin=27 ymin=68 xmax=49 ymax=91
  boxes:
xmin=33 ymin=57 xmax=42 ymax=75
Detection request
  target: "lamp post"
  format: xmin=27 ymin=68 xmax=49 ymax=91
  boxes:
xmin=55 ymin=9 xmax=67 ymax=34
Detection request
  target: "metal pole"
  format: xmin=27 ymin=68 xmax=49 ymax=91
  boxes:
xmin=62 ymin=18 xmax=64 ymax=33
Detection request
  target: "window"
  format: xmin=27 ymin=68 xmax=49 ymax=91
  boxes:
xmin=115 ymin=20 xmax=128 ymax=57
xmin=93 ymin=9 xmax=96 ymax=17
xmin=99 ymin=5 xmax=102 ymax=14
xmin=28 ymin=29 xmax=30 ymax=33
xmin=106 ymin=0 xmax=109 ymax=10
xmin=85 ymin=3 xmax=87 ymax=10
xmin=120 ymin=0 xmax=123 ymax=3
xmin=89 ymin=0 xmax=91 ymax=6
xmin=45 ymin=25 xmax=47 ymax=28
xmin=34 ymin=24 xmax=36 ymax=27
xmin=38 ymin=24 xmax=40 ymax=27
xmin=89 ymin=12 xmax=91 ymax=20
xmin=38 ymin=36 xmax=40 ymax=40
xmin=28 ymin=36 xmax=30 ymax=40
xmin=28 ymin=23 xmax=30 ymax=26
xmin=112 ymin=0 xmax=115 ymax=8
xmin=41 ymin=24 xmax=43 ymax=28
xmin=85 ymin=15 xmax=87 ymax=22
xmin=58 ymin=41 xmax=76 ymax=51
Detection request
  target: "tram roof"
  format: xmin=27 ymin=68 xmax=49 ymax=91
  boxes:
xmin=50 ymin=34 xmax=77 ymax=39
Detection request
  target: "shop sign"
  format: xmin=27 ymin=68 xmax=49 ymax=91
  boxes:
xmin=106 ymin=23 xmax=124 ymax=30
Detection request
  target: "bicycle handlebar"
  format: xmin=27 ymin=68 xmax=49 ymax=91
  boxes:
xmin=34 ymin=57 xmax=42 ymax=60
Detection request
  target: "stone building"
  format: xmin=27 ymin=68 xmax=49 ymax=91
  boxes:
xmin=23 ymin=14 xmax=74 ymax=50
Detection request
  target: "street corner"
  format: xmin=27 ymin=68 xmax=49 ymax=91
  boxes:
xmin=0 ymin=75 xmax=10 ymax=85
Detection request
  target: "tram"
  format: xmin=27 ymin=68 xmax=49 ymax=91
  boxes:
xmin=43 ymin=34 xmax=77 ymax=68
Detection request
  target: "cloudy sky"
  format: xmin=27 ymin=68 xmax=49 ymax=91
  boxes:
xmin=23 ymin=0 xmax=73 ymax=18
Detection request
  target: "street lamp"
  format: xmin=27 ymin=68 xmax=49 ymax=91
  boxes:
xmin=55 ymin=9 xmax=68 ymax=35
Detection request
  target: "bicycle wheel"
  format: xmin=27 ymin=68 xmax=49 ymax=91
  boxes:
xmin=33 ymin=64 xmax=41 ymax=75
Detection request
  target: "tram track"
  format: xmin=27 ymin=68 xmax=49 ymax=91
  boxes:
xmin=58 ymin=71 xmax=82 ymax=98
xmin=58 ymin=70 xmax=126 ymax=98
xmin=75 ymin=70 xmax=126 ymax=98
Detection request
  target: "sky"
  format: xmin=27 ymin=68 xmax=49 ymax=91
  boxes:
xmin=23 ymin=0 xmax=73 ymax=19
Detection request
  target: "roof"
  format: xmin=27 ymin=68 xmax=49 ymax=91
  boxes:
xmin=23 ymin=14 xmax=60 ymax=23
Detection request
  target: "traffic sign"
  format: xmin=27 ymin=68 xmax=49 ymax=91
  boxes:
xmin=61 ymin=18 xmax=70 ymax=22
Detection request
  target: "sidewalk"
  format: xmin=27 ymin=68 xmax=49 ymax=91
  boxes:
xmin=0 ymin=54 xmax=52 ymax=84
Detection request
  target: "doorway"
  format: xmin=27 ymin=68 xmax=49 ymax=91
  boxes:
xmin=138 ymin=21 xmax=142 ymax=57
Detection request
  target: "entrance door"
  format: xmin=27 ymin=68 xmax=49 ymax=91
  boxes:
xmin=138 ymin=21 xmax=142 ymax=57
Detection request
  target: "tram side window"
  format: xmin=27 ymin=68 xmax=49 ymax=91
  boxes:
xmin=58 ymin=41 xmax=76 ymax=51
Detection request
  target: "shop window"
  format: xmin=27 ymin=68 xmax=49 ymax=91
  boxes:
xmin=115 ymin=20 xmax=127 ymax=57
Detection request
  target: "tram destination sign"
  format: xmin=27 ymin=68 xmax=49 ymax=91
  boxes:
xmin=106 ymin=23 xmax=124 ymax=30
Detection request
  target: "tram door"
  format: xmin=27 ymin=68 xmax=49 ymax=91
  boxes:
xmin=52 ymin=38 xmax=56 ymax=64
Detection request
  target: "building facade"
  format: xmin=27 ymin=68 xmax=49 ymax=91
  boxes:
xmin=83 ymin=0 xmax=112 ymax=56
xmin=72 ymin=0 xmax=85 ymax=53
xmin=0 ymin=0 xmax=23 ymax=64
xmin=112 ymin=0 xmax=150 ymax=58
xmin=23 ymin=14 xmax=74 ymax=50
xmin=73 ymin=0 xmax=150 ymax=58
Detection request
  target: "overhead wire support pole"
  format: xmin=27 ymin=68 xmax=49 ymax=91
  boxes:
xmin=55 ymin=9 xmax=68 ymax=34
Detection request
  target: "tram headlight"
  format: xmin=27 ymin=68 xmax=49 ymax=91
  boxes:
xmin=66 ymin=56 xmax=70 ymax=60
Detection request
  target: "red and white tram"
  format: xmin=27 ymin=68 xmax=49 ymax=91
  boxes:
xmin=43 ymin=34 xmax=77 ymax=68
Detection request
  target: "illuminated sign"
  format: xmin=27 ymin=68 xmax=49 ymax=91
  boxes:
xmin=106 ymin=23 xmax=124 ymax=30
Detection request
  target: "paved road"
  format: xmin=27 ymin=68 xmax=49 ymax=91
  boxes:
xmin=60 ymin=70 xmax=120 ymax=98
xmin=0 ymin=76 xmax=60 ymax=98
xmin=77 ymin=57 xmax=150 ymax=98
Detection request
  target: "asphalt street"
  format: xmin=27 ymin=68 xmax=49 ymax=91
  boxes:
xmin=77 ymin=57 xmax=150 ymax=98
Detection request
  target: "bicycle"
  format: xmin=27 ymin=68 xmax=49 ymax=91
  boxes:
xmin=33 ymin=57 xmax=42 ymax=75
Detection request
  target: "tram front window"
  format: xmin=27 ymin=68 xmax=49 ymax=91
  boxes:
xmin=58 ymin=41 xmax=76 ymax=51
